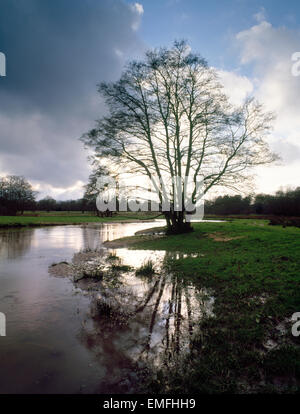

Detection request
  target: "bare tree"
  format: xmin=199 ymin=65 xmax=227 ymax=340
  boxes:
xmin=82 ymin=40 xmax=277 ymax=234
xmin=82 ymin=167 xmax=115 ymax=217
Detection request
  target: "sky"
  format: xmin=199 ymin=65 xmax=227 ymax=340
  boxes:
xmin=0 ymin=0 xmax=299 ymax=200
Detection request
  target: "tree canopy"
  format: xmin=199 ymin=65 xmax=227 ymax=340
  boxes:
xmin=82 ymin=40 xmax=277 ymax=233
xmin=0 ymin=175 xmax=36 ymax=215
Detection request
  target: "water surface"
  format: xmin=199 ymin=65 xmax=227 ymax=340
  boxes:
xmin=0 ymin=222 xmax=212 ymax=394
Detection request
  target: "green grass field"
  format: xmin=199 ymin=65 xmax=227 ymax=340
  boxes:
xmin=0 ymin=211 xmax=160 ymax=227
xmin=126 ymin=220 xmax=300 ymax=393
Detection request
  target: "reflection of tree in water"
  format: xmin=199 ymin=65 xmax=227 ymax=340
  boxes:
xmin=135 ymin=252 xmax=213 ymax=367
xmin=79 ymin=249 xmax=214 ymax=386
xmin=81 ymin=226 xmax=104 ymax=251
xmin=80 ymin=224 xmax=147 ymax=252
xmin=0 ymin=229 xmax=34 ymax=259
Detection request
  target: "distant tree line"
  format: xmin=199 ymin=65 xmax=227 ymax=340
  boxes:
xmin=1 ymin=174 xmax=300 ymax=217
xmin=205 ymin=188 xmax=300 ymax=217
xmin=37 ymin=196 xmax=87 ymax=212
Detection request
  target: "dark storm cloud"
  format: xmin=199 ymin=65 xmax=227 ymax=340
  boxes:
xmin=0 ymin=0 xmax=145 ymax=196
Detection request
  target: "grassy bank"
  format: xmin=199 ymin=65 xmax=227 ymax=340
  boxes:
xmin=123 ymin=220 xmax=300 ymax=393
xmin=0 ymin=211 xmax=160 ymax=228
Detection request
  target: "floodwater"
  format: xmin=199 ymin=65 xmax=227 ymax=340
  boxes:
xmin=0 ymin=222 xmax=213 ymax=394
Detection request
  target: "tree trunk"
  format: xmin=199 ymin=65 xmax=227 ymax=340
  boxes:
xmin=164 ymin=211 xmax=193 ymax=235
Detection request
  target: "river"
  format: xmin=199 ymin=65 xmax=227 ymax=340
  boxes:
xmin=0 ymin=222 xmax=213 ymax=394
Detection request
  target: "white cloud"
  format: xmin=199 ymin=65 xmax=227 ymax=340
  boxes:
xmin=253 ymin=7 xmax=266 ymax=23
xmin=114 ymin=48 xmax=124 ymax=58
xmin=33 ymin=180 xmax=85 ymax=201
xmin=133 ymin=2 xmax=144 ymax=15
xmin=130 ymin=2 xmax=144 ymax=30
xmin=0 ymin=111 xmax=92 ymax=190
xmin=235 ymin=19 xmax=300 ymax=193
xmin=217 ymin=70 xmax=253 ymax=106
